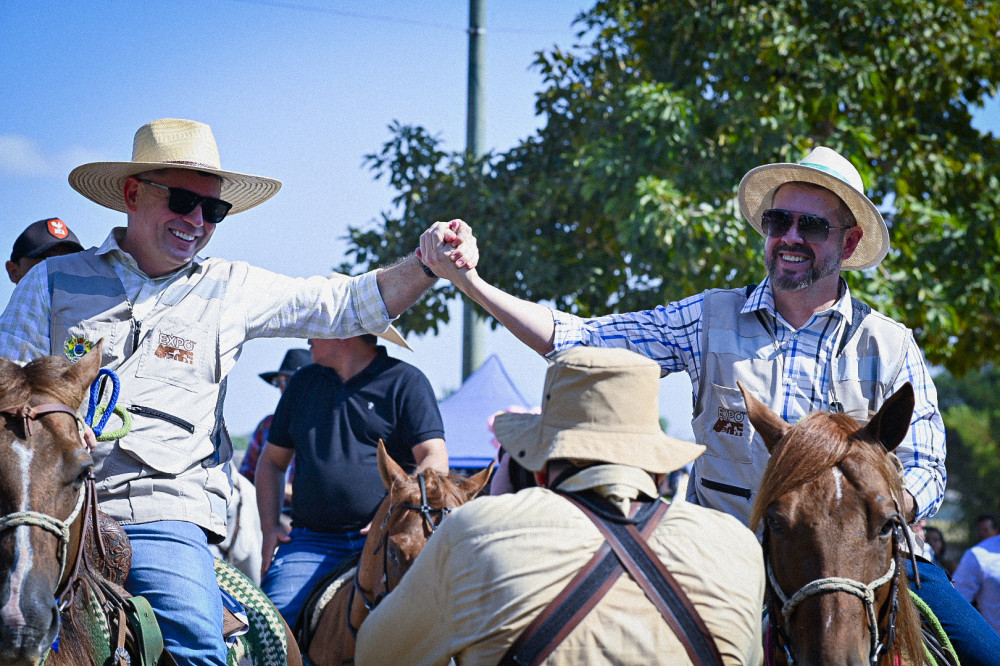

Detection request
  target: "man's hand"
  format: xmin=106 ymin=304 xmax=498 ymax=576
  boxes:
xmin=260 ymin=522 xmax=291 ymax=579
xmin=416 ymin=219 xmax=478 ymax=277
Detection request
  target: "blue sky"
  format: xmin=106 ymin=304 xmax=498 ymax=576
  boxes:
xmin=2 ymin=1 xmax=997 ymax=442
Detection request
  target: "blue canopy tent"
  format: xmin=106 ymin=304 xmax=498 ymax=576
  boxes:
xmin=439 ymin=354 xmax=534 ymax=470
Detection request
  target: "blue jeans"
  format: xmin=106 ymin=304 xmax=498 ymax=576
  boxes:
xmin=261 ymin=527 xmax=366 ymax=629
xmin=908 ymin=558 xmax=1000 ymax=666
xmin=123 ymin=521 xmax=227 ymax=666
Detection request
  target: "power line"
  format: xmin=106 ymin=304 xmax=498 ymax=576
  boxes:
xmin=221 ymin=0 xmax=577 ymax=36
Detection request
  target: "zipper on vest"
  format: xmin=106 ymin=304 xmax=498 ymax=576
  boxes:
xmin=132 ymin=319 xmax=142 ymax=352
xmin=127 ymin=405 xmax=196 ymax=434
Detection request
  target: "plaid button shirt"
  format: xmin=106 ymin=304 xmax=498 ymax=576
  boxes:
xmin=0 ymin=228 xmax=392 ymax=377
xmin=550 ymin=277 xmax=947 ymax=521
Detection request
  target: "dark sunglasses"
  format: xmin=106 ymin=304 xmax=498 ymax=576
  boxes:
xmin=760 ymin=208 xmax=851 ymax=244
xmin=136 ymin=179 xmax=233 ymax=224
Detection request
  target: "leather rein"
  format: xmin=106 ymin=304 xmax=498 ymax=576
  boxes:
xmin=764 ymin=498 xmax=921 ymax=666
xmin=0 ymin=402 xmax=103 ymax=611
xmin=347 ymin=473 xmax=452 ymax=636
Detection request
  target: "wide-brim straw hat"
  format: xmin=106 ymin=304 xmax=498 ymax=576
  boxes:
xmin=375 ymin=324 xmax=412 ymax=351
xmin=68 ymin=118 xmax=282 ymax=215
xmin=493 ymin=346 xmax=704 ymax=474
xmin=738 ymin=146 xmax=889 ymax=270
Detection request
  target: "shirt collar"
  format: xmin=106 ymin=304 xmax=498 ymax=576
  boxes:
xmin=553 ymin=464 xmax=660 ymax=515
xmin=96 ymin=227 xmax=204 ymax=278
xmin=741 ymin=276 xmax=856 ymax=325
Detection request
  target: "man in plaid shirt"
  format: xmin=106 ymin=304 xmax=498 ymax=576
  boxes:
xmin=422 ymin=146 xmax=999 ymax=663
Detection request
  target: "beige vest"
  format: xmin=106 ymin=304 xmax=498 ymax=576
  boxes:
xmin=47 ymin=249 xmax=232 ymax=540
xmin=689 ymin=286 xmax=910 ymax=526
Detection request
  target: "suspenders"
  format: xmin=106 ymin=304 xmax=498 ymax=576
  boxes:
xmin=499 ymin=493 xmax=723 ymax=666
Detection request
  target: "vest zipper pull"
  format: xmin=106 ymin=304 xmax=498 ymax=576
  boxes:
xmin=133 ymin=320 xmax=141 ymax=351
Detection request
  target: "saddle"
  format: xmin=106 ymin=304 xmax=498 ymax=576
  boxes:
xmin=85 ymin=509 xmax=133 ymax=585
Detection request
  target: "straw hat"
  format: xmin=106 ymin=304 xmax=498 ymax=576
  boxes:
xmin=68 ymin=118 xmax=282 ymax=215
xmin=493 ymin=346 xmax=704 ymax=474
xmin=375 ymin=324 xmax=412 ymax=351
xmin=738 ymin=146 xmax=889 ymax=270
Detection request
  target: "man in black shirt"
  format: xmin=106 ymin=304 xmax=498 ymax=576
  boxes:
xmin=256 ymin=329 xmax=447 ymax=628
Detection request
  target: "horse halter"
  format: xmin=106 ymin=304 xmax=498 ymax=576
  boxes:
xmin=764 ymin=520 xmax=906 ymax=666
xmin=0 ymin=403 xmax=93 ymax=607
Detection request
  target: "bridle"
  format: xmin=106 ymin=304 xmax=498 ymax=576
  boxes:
xmin=764 ymin=507 xmax=917 ymax=666
xmin=0 ymin=402 xmax=99 ymax=610
xmin=348 ymin=473 xmax=453 ymax=636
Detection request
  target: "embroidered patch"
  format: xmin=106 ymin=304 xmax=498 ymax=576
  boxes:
xmin=712 ymin=406 xmax=746 ymax=437
xmin=64 ymin=335 xmax=94 ymax=361
xmin=154 ymin=333 xmax=196 ymax=365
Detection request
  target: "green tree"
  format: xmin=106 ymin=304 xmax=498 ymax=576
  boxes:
xmin=341 ymin=0 xmax=1000 ymax=373
xmin=934 ymin=365 xmax=1000 ymax=543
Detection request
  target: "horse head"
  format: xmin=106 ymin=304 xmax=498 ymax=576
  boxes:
xmin=740 ymin=381 xmax=923 ymax=666
xmin=0 ymin=342 xmax=102 ymax=665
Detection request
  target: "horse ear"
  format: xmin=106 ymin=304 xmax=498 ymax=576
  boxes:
xmin=738 ymin=380 xmax=788 ymax=454
xmin=377 ymin=439 xmax=408 ymax=491
xmin=459 ymin=461 xmax=494 ymax=500
xmin=858 ymin=383 xmax=914 ymax=453
xmin=63 ymin=338 xmax=104 ymax=396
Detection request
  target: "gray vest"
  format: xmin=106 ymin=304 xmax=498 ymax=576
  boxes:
xmin=689 ymin=286 xmax=910 ymax=526
xmin=47 ymin=249 xmax=233 ymax=540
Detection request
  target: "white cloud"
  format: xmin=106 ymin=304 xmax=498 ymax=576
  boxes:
xmin=0 ymin=135 xmax=104 ymax=178
xmin=0 ymin=135 xmax=53 ymax=176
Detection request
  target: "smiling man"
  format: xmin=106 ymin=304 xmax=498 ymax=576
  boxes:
xmin=0 ymin=118 xmax=477 ymax=666
xmin=422 ymin=146 xmax=1000 ymax=662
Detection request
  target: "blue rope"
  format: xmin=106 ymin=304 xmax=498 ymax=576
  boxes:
xmin=85 ymin=368 xmax=120 ymax=437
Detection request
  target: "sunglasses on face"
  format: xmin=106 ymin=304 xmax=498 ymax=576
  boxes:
xmin=760 ymin=208 xmax=851 ymax=244
xmin=136 ymin=179 xmax=233 ymax=224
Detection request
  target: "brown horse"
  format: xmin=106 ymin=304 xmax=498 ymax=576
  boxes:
xmin=300 ymin=443 xmax=492 ymax=665
xmin=0 ymin=343 xmax=301 ymax=666
xmin=740 ymin=381 xmax=925 ymax=665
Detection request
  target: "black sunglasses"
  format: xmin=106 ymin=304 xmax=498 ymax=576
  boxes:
xmin=760 ymin=208 xmax=853 ymax=244
xmin=136 ymin=179 xmax=233 ymax=224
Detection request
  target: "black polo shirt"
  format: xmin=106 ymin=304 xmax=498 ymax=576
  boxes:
xmin=267 ymin=347 xmax=444 ymax=532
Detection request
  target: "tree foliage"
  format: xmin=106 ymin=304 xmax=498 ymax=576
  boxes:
xmin=934 ymin=366 xmax=1000 ymax=539
xmin=340 ymin=0 xmax=1000 ymax=373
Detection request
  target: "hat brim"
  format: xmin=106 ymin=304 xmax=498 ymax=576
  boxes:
xmin=493 ymin=411 xmax=704 ymax=474
xmin=258 ymin=371 xmax=290 ymax=385
xmin=376 ymin=324 xmax=412 ymax=351
xmin=738 ymin=163 xmax=889 ymax=270
xmin=68 ymin=161 xmax=282 ymax=215
xmin=22 ymin=240 xmax=85 ymax=261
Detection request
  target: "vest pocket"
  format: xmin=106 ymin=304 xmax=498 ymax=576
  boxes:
xmin=693 ymin=381 xmax=754 ymax=464
xmin=134 ymin=317 xmax=213 ymax=392
xmin=118 ymin=405 xmax=211 ymax=474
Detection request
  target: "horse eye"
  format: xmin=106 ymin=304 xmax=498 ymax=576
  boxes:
xmin=878 ymin=520 xmax=895 ymax=538
xmin=765 ymin=513 xmax=786 ymax=535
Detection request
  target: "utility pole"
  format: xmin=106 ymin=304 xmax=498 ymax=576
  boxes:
xmin=462 ymin=0 xmax=488 ymax=380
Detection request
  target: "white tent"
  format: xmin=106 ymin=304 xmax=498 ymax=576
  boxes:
xmin=439 ymin=354 xmax=534 ymax=469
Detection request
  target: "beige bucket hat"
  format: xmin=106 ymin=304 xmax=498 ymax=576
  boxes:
xmin=493 ymin=346 xmax=704 ymax=474
xmin=68 ymin=118 xmax=282 ymax=215
xmin=738 ymin=146 xmax=889 ymax=270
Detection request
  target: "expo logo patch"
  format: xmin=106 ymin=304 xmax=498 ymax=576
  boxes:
xmin=712 ymin=406 xmax=746 ymax=437
xmin=155 ymin=333 xmax=197 ymax=365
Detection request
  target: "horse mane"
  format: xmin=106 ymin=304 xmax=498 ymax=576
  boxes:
xmin=750 ymin=410 xmax=925 ymax=664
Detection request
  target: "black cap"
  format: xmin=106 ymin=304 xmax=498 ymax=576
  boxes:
xmin=11 ymin=218 xmax=84 ymax=263
xmin=258 ymin=348 xmax=312 ymax=385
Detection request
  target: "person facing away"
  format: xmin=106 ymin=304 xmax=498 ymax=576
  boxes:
xmin=355 ymin=346 xmax=764 ymax=666
xmin=239 ymin=347 xmax=312 ymax=484
xmin=0 ymin=117 xmax=477 ymax=666
xmin=6 ymin=217 xmax=84 ymax=284
xmin=952 ymin=529 xmax=1000 ymax=635
xmin=421 ymin=146 xmax=1000 ymax=663
xmin=256 ymin=328 xmax=448 ymax=629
